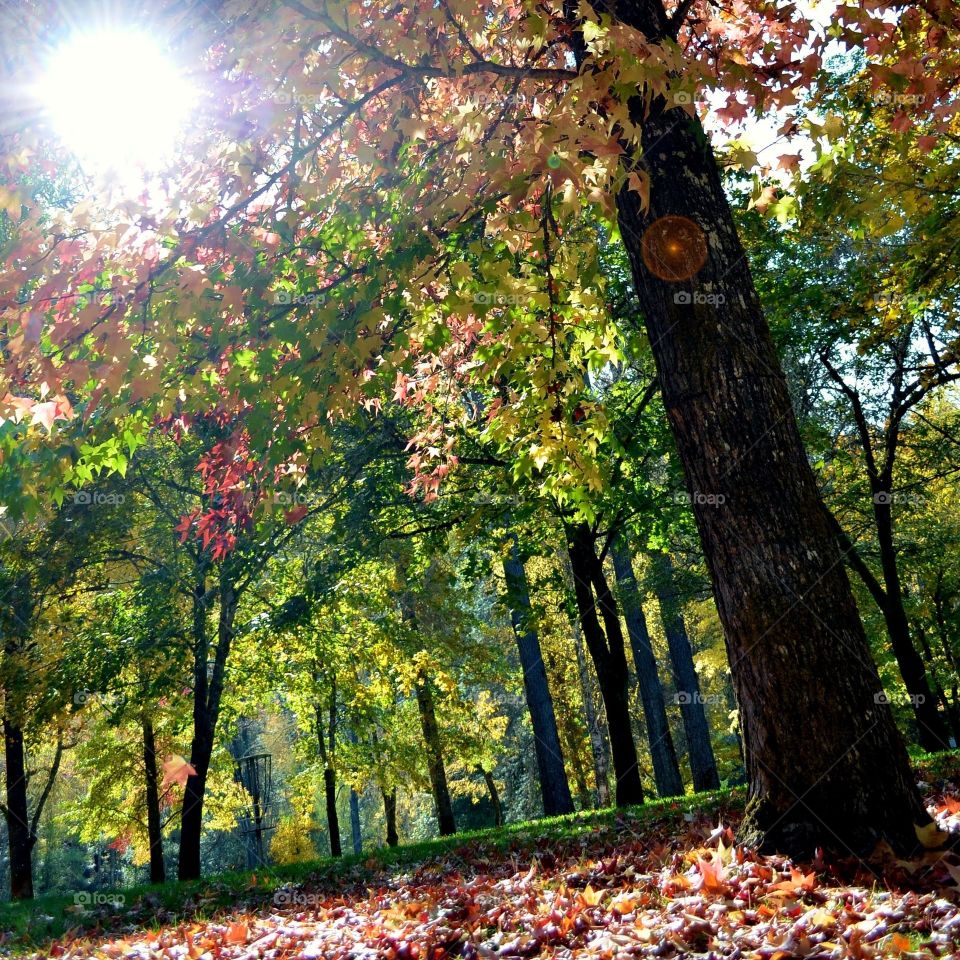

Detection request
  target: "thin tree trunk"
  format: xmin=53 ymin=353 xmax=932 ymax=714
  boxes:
xmin=349 ymin=789 xmax=362 ymax=855
xmin=827 ymin=511 xmax=947 ymax=749
xmin=323 ymin=768 xmax=341 ymax=857
xmin=611 ymin=538 xmax=684 ymax=797
xmin=566 ymin=523 xmax=644 ymax=806
xmin=571 ymin=612 xmax=612 ymax=807
xmin=649 ymin=553 xmax=720 ymax=791
xmin=502 ymin=541 xmax=574 ymax=815
xmin=142 ymin=718 xmax=165 ymax=884
xmin=479 ymin=767 xmax=503 ymax=826
xmin=179 ymin=566 xmax=237 ymax=880
xmin=578 ymin=0 xmax=933 ymax=852
xmin=3 ymin=717 xmax=32 ymax=900
xmin=382 ymin=787 xmax=399 ymax=847
xmin=314 ymin=679 xmax=342 ymax=858
xmin=874 ymin=502 xmax=949 ymax=750
xmin=415 ymin=674 xmax=456 ymax=836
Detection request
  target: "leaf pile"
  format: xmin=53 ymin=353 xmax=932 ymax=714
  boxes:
xmin=13 ymin=787 xmax=960 ymax=959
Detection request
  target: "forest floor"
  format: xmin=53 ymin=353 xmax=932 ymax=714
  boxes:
xmin=4 ymin=752 xmax=960 ymax=959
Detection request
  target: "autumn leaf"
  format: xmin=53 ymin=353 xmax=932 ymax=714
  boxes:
xmin=915 ymin=820 xmax=951 ymax=849
xmin=161 ymin=754 xmax=197 ymax=790
xmin=694 ymin=855 xmax=729 ymax=895
xmin=225 ymin=921 xmax=249 ymax=944
xmin=768 ymin=867 xmax=817 ymax=896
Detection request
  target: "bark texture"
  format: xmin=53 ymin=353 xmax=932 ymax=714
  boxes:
xmin=562 ymin=0 xmax=934 ymax=854
xmin=502 ymin=542 xmax=575 ymax=815
xmin=611 ymin=538 xmax=684 ymax=797
xmin=566 ymin=523 xmax=644 ymax=806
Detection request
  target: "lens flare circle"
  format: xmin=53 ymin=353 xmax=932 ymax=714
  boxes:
xmin=641 ymin=215 xmax=709 ymax=282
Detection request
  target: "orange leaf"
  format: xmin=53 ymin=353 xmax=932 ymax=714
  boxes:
xmin=769 ymin=867 xmax=817 ymax=896
xmin=695 ymin=855 xmax=728 ymax=894
xmin=225 ymin=921 xmax=249 ymax=944
xmin=161 ymin=754 xmax=197 ymax=790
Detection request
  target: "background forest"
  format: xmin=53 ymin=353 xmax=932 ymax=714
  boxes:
xmin=0 ymin=0 xmax=958 ymax=932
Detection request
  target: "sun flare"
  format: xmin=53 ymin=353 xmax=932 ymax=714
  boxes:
xmin=35 ymin=28 xmax=196 ymax=177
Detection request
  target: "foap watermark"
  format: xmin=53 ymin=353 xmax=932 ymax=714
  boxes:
xmin=872 ymin=491 xmax=925 ymax=507
xmin=472 ymin=91 xmax=524 ymax=109
xmin=274 ymin=291 xmax=327 ymax=306
xmin=674 ymin=691 xmax=724 ymax=706
xmin=274 ymin=90 xmax=323 ymax=106
xmin=74 ymin=690 xmax=123 ymax=709
xmin=875 ymin=691 xmax=926 ymax=706
xmin=674 ymin=291 xmax=726 ymax=306
xmin=74 ymin=891 xmax=125 ymax=908
xmin=873 ymin=90 xmax=924 ymax=108
xmin=274 ymin=888 xmax=320 ymax=907
xmin=271 ymin=491 xmax=308 ymax=506
xmin=70 ymin=491 xmax=125 ymax=507
xmin=673 ymin=490 xmax=726 ymax=507
xmin=472 ymin=291 xmax=526 ymax=306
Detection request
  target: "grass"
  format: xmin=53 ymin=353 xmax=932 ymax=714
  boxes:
xmin=2 ymin=748 xmax=959 ymax=955
xmin=0 ymin=785 xmax=741 ymax=953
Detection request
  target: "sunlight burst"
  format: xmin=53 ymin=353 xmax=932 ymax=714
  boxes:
xmin=35 ymin=28 xmax=196 ymax=177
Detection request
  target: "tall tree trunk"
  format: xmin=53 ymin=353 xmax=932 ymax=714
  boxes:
xmin=649 ymin=553 xmax=720 ymax=791
xmin=382 ymin=787 xmax=399 ymax=847
xmin=559 ymin=710 xmax=592 ymax=808
xmin=142 ymin=718 xmax=165 ymax=884
xmin=415 ymin=674 xmax=456 ymax=836
xmin=828 ymin=511 xmax=948 ymax=749
xmin=314 ymin=678 xmax=342 ymax=858
xmin=179 ymin=567 xmax=237 ymax=880
xmin=323 ymin=767 xmax=341 ymax=857
xmin=480 ymin=767 xmax=504 ymax=826
xmin=502 ymin=541 xmax=574 ymax=815
xmin=3 ymin=717 xmax=32 ymax=900
xmin=873 ymin=500 xmax=949 ymax=750
xmin=611 ymin=538 xmax=684 ymax=797
xmin=575 ymin=0 xmax=934 ymax=852
xmin=566 ymin=523 xmax=644 ymax=806
xmin=571 ymin=612 xmax=612 ymax=807
xmin=349 ymin=789 xmax=362 ymax=855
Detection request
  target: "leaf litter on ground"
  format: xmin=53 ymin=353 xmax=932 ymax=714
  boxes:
xmin=11 ymin=780 xmax=960 ymax=959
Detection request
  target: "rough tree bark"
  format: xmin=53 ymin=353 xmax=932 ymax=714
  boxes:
xmin=415 ymin=672 xmax=457 ymax=836
xmin=571 ymin=612 xmax=612 ymax=807
xmin=382 ymin=787 xmax=399 ymax=847
xmin=649 ymin=552 xmax=720 ymax=791
xmin=611 ymin=538 xmax=684 ymax=797
xmin=566 ymin=522 xmax=644 ymax=806
xmin=502 ymin=540 xmax=575 ymax=815
xmin=562 ymin=0 xmax=936 ymax=853
xmin=142 ymin=717 xmax=165 ymax=884
xmin=179 ymin=566 xmax=238 ymax=880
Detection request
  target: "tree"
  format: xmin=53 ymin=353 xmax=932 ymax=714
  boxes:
xmin=610 ymin=537 xmax=683 ymax=797
xmin=501 ymin=537 xmax=575 ymax=815
xmin=7 ymin=0 xmax=958 ymax=854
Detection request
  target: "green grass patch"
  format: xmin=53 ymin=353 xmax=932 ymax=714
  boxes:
xmin=0 ymin=785 xmax=742 ymax=954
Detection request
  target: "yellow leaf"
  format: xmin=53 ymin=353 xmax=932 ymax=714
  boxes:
xmin=915 ymin=820 xmax=950 ymax=849
xmin=627 ymin=171 xmax=650 ymax=210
